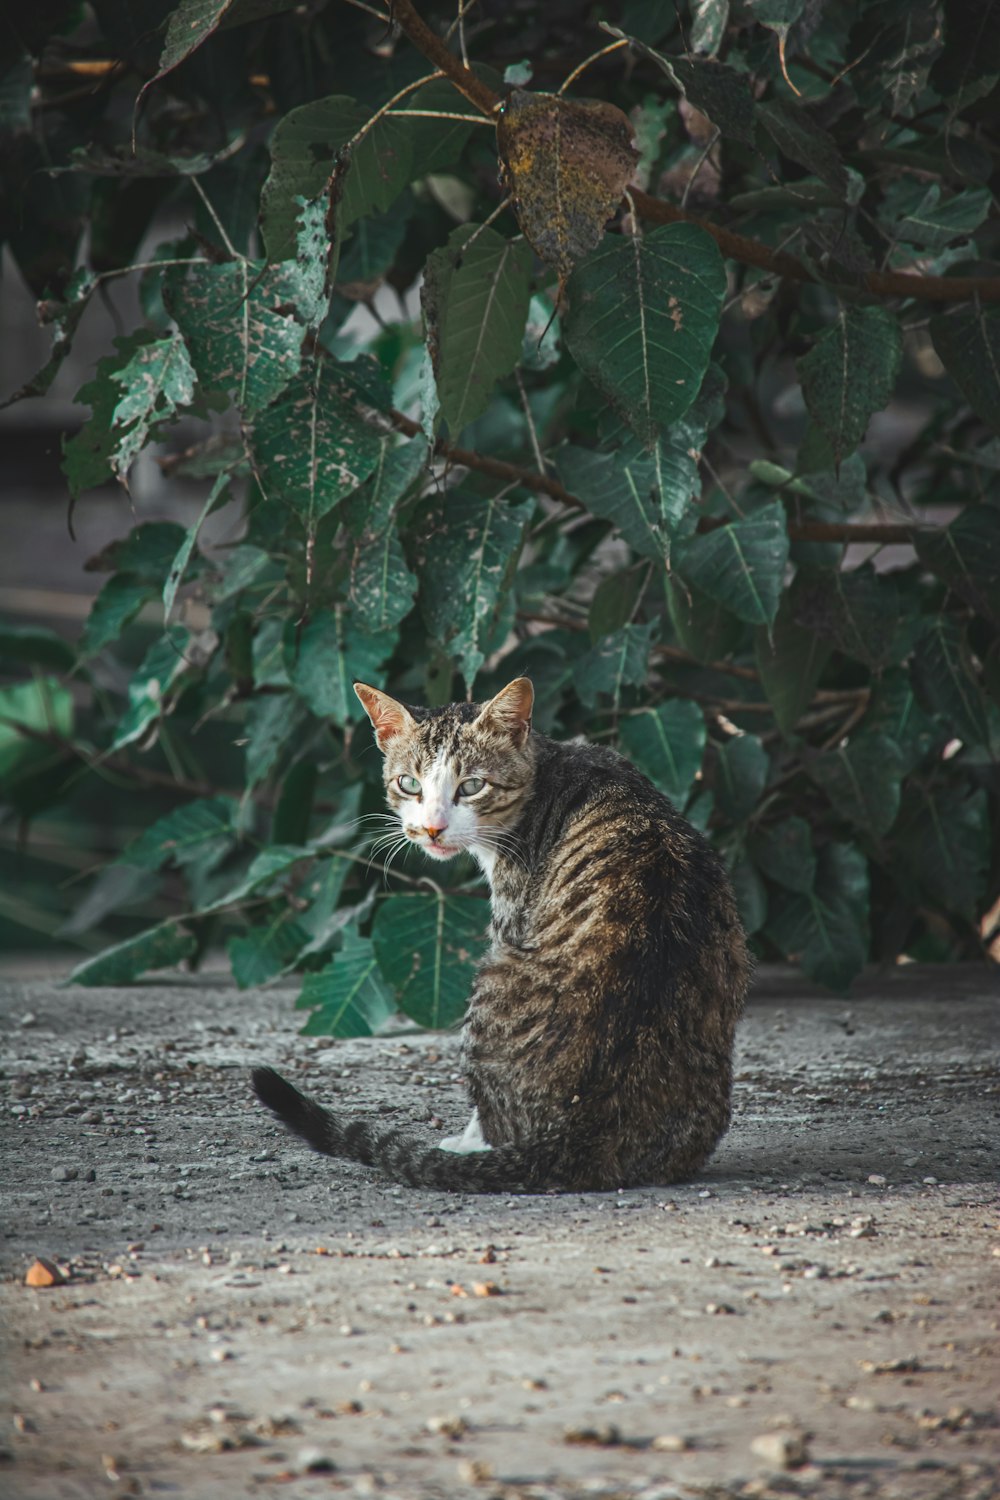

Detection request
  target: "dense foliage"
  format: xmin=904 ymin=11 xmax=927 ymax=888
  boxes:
xmin=1 ymin=0 xmax=999 ymax=1020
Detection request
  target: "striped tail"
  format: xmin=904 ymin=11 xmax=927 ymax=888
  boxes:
xmin=251 ymin=1068 xmax=554 ymax=1193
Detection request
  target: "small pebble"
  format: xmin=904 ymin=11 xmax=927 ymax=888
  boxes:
xmin=563 ymin=1422 xmax=621 ymax=1447
xmin=51 ymin=1166 xmax=78 ymax=1182
xmin=25 ymin=1257 xmax=65 ymax=1288
xmin=457 ymin=1458 xmax=494 ymax=1482
xmin=81 ymin=1110 xmax=103 ymax=1124
xmin=294 ymin=1447 xmax=336 ymax=1474
xmin=750 ymin=1430 xmax=809 ymax=1469
xmin=867 ymin=1174 xmax=887 ymax=1186
xmin=427 ymin=1414 xmax=468 ymax=1438
xmin=651 ymin=1433 xmax=690 ymax=1452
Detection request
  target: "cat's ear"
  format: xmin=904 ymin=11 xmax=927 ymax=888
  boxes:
xmin=353 ymin=682 xmax=415 ymax=751
xmin=475 ymin=677 xmax=534 ymax=748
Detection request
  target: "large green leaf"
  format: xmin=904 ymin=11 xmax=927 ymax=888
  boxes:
xmin=572 ymin=623 xmax=655 ymax=708
xmin=556 ymin=445 xmax=675 ymax=562
xmin=260 ymin=95 xmax=412 ymax=262
xmin=754 ymin=593 xmax=831 ymax=734
xmin=894 ymin=784 xmax=990 ymax=920
xmin=714 ymin=733 xmax=769 ymax=823
xmin=792 ymin=564 xmax=899 ymax=669
xmin=79 ymin=575 xmax=157 ymax=658
xmin=622 ymin=40 xmax=755 ymax=144
xmin=297 ymin=930 xmax=397 ymax=1037
xmin=916 ymin=503 xmax=1000 ymax=624
xmin=758 ymin=99 xmax=847 ymax=197
xmin=806 ymin=732 xmax=904 ymax=840
xmin=166 ymin=260 xmax=306 ymax=417
xmin=866 ymin=669 xmax=944 ymax=775
xmin=228 ymin=910 xmax=308 ymax=988
xmin=205 ymin=843 xmax=311 ymax=911
xmin=248 ymin=360 xmax=386 ymax=521
xmin=422 ymin=225 xmax=533 ymax=434
xmin=619 ymin=698 xmax=706 ymax=805
xmin=69 ymin=920 xmax=197 ymax=987
xmin=372 ymin=891 xmax=486 ymax=1030
xmin=930 ymin=305 xmax=1000 ymax=438
xmin=664 ymin=574 xmax=745 ymax=661
xmin=416 ymin=492 xmax=532 ymax=689
xmin=673 ymin=502 xmax=788 ymax=626
xmin=749 ymin=816 xmax=816 ymax=891
xmin=911 ymin=618 xmax=992 ymax=747
xmin=245 ymin=692 xmax=306 ymax=788
xmin=284 ymin=608 xmax=396 ymax=723
xmin=119 ymin=796 xmax=238 ymax=872
xmin=109 ymin=333 xmax=196 ymax=480
xmin=346 ymin=440 xmax=425 ymax=633
xmin=564 ymin=223 xmax=726 ymax=447
xmin=765 ymin=842 xmax=869 ymax=993
xmin=798 ymin=308 xmax=902 ymax=468
xmin=111 ymin=627 xmax=193 ymax=750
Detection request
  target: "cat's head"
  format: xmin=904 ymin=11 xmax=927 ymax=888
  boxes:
xmin=354 ymin=678 xmax=535 ymax=863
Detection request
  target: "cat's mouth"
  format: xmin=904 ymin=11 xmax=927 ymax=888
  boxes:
xmin=422 ymin=840 xmax=461 ymax=859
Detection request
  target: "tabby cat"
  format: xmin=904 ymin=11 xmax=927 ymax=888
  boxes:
xmin=252 ymin=677 xmax=750 ymax=1192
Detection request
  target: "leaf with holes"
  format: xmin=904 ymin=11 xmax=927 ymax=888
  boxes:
xmin=415 ymin=492 xmax=532 ymax=690
xmin=284 ymin=608 xmax=397 ymax=724
xmin=346 ymin=439 xmax=426 ymax=633
xmin=297 ymin=930 xmax=397 ymax=1037
xmin=497 ymin=90 xmax=637 ymax=282
xmin=248 ymin=360 xmax=387 ymax=521
xmin=572 ymin=623 xmax=655 ymax=708
xmin=372 ymin=892 xmax=486 ymax=1030
xmin=62 ymin=331 xmax=158 ymax=498
xmin=930 ymin=305 xmax=1000 ymax=438
xmin=613 ymin=35 xmax=756 ymax=145
xmin=166 ymin=260 xmax=306 ymax=416
xmin=422 ymin=225 xmax=532 ymax=434
xmin=673 ymin=502 xmax=788 ymax=626
xmin=565 ymin=224 xmax=726 ymax=448
xmin=798 ymin=307 xmax=902 ymax=468
xmin=619 ymin=699 xmax=706 ymax=806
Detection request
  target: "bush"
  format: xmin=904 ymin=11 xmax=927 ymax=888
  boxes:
xmin=1 ymin=0 xmax=998 ymax=1017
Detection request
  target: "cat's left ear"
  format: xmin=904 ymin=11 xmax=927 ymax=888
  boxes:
xmin=475 ymin=677 xmax=534 ymax=748
xmin=354 ymin=682 xmax=416 ymax=751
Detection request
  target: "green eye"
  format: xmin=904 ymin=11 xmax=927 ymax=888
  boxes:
xmin=397 ymin=774 xmax=421 ymax=795
xmin=458 ymin=777 xmax=486 ymax=797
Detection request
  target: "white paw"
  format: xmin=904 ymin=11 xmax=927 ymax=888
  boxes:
xmin=438 ymin=1108 xmax=491 ymax=1154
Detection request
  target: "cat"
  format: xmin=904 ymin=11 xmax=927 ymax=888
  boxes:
xmin=252 ymin=676 xmax=750 ymax=1193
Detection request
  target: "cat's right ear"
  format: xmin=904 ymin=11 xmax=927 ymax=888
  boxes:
xmin=353 ymin=683 xmax=415 ymax=751
xmin=476 ymin=677 xmax=534 ymax=748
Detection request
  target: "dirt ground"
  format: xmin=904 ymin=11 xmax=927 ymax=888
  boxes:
xmin=1 ymin=965 xmax=998 ymax=1500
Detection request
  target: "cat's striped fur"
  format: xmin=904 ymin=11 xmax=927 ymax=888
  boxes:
xmin=252 ymin=677 xmax=750 ymax=1192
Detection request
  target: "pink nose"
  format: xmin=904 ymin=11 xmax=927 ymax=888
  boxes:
xmin=424 ymin=825 xmax=445 ymax=839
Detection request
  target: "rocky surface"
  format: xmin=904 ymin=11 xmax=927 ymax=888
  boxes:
xmin=1 ymin=966 xmax=998 ymax=1499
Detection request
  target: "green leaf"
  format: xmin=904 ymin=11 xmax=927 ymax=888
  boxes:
xmin=248 ymin=360 xmax=386 ymax=522
xmin=78 ymin=576 xmax=155 ymax=658
xmin=916 ymin=504 xmax=1000 ymax=624
xmin=284 ymin=608 xmax=396 ymax=723
xmin=203 ymin=843 xmax=311 ymax=911
xmin=166 ymin=260 xmax=307 ymax=416
xmin=109 ymin=333 xmax=197 ymax=480
xmin=147 ymin=0 xmax=236 ymax=84
xmin=673 ymin=502 xmax=789 ymax=626
xmin=87 ymin=522 xmax=188 ymax=582
xmin=714 ymin=733 xmax=769 ymax=823
xmin=111 ymin=627 xmax=194 ymax=751
xmin=894 ymin=784 xmax=990 ymax=920
xmin=228 ymin=912 xmax=308 ymax=988
xmin=372 ymin=891 xmax=486 ymax=1030
xmin=564 ymin=223 xmax=726 ymax=448
xmin=259 ymin=95 xmax=412 ymax=262
xmin=422 ymin=225 xmax=533 ymax=434
xmin=0 ymin=623 xmax=75 ymax=673
xmin=894 ymin=184 xmax=992 ymax=251
xmin=911 ymin=618 xmax=992 ymax=747
xmin=758 ymin=99 xmax=847 ymax=197
xmin=623 ymin=42 xmax=755 ymax=144
xmin=690 ymin=0 xmax=729 ymax=55
xmin=588 ymin=564 xmax=649 ymax=640
xmin=1 ymin=267 xmax=94 ymax=408
xmin=930 ymin=305 xmax=1000 ymax=438
xmin=347 ymin=440 xmax=425 ymax=633
xmin=664 ymin=574 xmax=745 ymax=661
xmin=297 ymin=931 xmax=396 ymax=1038
xmin=730 ymin=854 xmax=767 ymax=934
xmin=765 ymin=842 xmax=869 ymax=993
xmin=572 ymin=623 xmax=655 ymax=708
xmin=748 ymin=0 xmax=804 ymax=30
xmin=754 ymin=594 xmax=831 ymax=734
xmin=119 ymin=797 xmax=237 ymax=872
xmin=415 ymin=492 xmax=532 ymax=690
xmin=0 ymin=678 xmax=73 ymax=783
xmin=748 ymin=816 xmax=816 ymax=891
xmin=69 ymin=920 xmax=197 ymax=987
xmin=272 ymin=761 xmax=318 ymax=845
xmin=619 ymin=699 xmax=706 ymax=805
xmin=245 ymin=692 xmax=307 ymax=788
xmin=798 ymin=307 xmax=902 ymax=467
xmin=556 ymin=445 xmax=674 ymax=561
xmin=806 ymin=732 xmax=904 ymax=840
xmin=866 ymin=669 xmax=943 ymax=775
xmin=163 ymin=474 xmax=230 ymax=621
xmin=294 ymin=855 xmax=353 ymax=961
xmin=62 ymin=331 xmax=156 ymax=497
xmin=337 ymin=196 xmax=412 ymax=289
xmin=792 ymin=564 xmax=899 ymax=669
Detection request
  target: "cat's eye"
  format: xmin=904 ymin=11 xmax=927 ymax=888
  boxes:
xmin=458 ymin=777 xmax=486 ymax=797
xmin=397 ymin=774 xmax=421 ymax=795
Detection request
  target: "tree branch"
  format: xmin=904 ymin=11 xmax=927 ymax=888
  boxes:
xmin=389 ymin=0 xmax=1000 ymax=304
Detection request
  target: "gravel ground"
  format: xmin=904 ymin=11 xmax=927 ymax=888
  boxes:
xmin=1 ymin=965 xmax=998 ymax=1500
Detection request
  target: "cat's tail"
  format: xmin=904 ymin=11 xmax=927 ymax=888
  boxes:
xmin=251 ymin=1067 xmax=553 ymax=1194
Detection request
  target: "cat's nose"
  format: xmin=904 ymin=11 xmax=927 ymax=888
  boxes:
xmin=423 ymin=825 xmax=446 ymax=840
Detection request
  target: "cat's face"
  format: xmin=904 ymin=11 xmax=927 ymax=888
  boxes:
xmin=354 ymin=678 xmax=535 ymax=863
